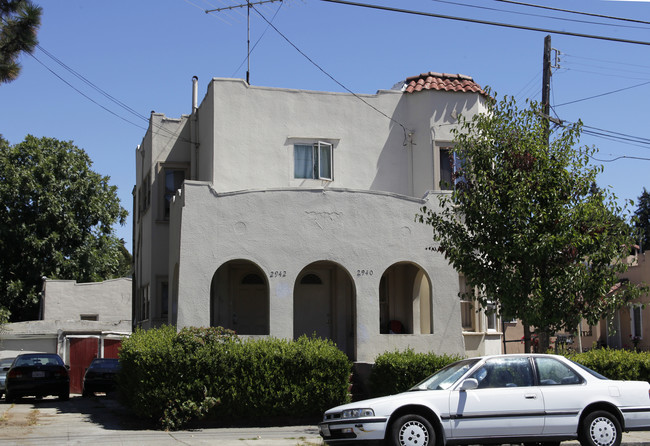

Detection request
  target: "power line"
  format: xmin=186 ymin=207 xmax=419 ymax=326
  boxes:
xmin=554 ymin=80 xmax=650 ymax=107
xmin=432 ymin=0 xmax=650 ymax=30
xmin=32 ymin=45 xmax=194 ymax=144
xmin=494 ymin=0 xmax=650 ymax=26
xmin=249 ymin=3 xmax=410 ymax=136
xmin=318 ymin=0 xmax=650 ymax=46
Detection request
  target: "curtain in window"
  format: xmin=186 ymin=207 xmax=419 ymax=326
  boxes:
xmin=294 ymin=144 xmax=313 ymax=178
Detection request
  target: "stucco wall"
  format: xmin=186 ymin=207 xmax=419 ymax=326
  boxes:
xmin=42 ymin=278 xmax=132 ymax=322
xmin=201 ymin=79 xmax=485 ymax=198
xmin=172 ymin=182 xmax=465 ymax=362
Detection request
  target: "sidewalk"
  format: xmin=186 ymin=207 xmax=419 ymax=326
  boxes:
xmin=1 ymin=396 xmax=649 ymax=445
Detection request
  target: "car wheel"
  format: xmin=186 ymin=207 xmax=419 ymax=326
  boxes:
xmin=580 ymin=410 xmax=622 ymax=446
xmin=4 ymin=389 xmax=14 ymax=403
xmin=58 ymin=390 xmax=69 ymax=401
xmin=391 ymin=414 xmax=435 ymax=446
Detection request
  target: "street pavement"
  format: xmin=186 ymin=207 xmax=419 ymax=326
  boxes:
xmin=1 ymin=395 xmax=649 ymax=445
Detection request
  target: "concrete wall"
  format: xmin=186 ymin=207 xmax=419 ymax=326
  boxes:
xmin=42 ymin=278 xmax=131 ymax=322
xmin=201 ymin=79 xmax=484 ymax=198
xmin=171 ymin=183 xmax=465 ymax=362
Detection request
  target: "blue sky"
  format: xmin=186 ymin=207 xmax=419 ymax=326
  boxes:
xmin=1 ymin=0 xmax=649 ymax=252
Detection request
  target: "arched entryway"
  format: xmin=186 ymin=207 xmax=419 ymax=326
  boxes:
xmin=379 ymin=262 xmax=432 ymax=334
xmin=210 ymin=260 xmax=269 ymax=335
xmin=293 ymin=261 xmax=356 ymax=359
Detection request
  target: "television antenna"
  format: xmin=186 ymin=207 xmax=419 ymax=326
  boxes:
xmin=206 ymin=0 xmax=283 ymax=84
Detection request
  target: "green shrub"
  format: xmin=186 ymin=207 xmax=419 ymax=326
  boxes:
xmin=369 ymin=349 xmax=464 ymax=397
xmin=117 ymin=327 xmax=351 ymax=430
xmin=568 ymin=348 xmax=650 ymax=382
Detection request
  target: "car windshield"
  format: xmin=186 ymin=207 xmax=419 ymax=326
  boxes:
xmin=89 ymin=359 xmax=120 ymax=370
xmin=410 ymin=359 xmax=480 ymax=391
xmin=14 ymin=354 xmax=64 ymax=367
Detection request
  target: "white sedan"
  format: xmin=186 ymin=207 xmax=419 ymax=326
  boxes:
xmin=319 ymin=354 xmax=650 ymax=446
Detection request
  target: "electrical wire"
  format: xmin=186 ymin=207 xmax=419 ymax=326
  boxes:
xmin=431 ymin=0 xmax=650 ymax=30
xmin=249 ymin=3 xmax=410 ymax=137
xmin=554 ymin=80 xmax=650 ymax=107
xmin=318 ymin=0 xmax=650 ymax=46
xmin=494 ymin=0 xmax=650 ymax=26
xmin=32 ymin=45 xmax=194 ymax=144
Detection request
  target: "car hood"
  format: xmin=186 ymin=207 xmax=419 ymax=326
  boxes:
xmin=325 ymin=390 xmax=446 ymax=416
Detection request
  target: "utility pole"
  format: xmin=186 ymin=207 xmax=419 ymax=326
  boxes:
xmin=541 ymin=34 xmax=552 ymax=144
xmin=541 ymin=35 xmax=562 ymax=144
xmin=206 ymin=0 xmax=283 ymax=85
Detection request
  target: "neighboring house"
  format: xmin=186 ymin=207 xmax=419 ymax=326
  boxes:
xmin=501 ymin=247 xmax=649 ymax=354
xmin=603 ymin=247 xmax=649 ymax=351
xmin=134 ymin=72 xmax=496 ymax=363
xmin=0 ymin=278 xmax=131 ymax=393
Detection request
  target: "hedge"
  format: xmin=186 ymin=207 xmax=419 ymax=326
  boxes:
xmin=369 ymin=349 xmax=464 ymax=397
xmin=569 ymin=348 xmax=650 ymax=382
xmin=117 ymin=326 xmax=351 ymax=430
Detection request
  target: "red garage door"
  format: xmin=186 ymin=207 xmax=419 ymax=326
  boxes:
xmin=69 ymin=337 xmax=98 ymax=394
xmin=103 ymin=339 xmax=122 ymax=359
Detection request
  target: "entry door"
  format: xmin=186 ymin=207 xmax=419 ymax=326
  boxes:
xmin=294 ymin=269 xmax=331 ymax=340
xmin=69 ymin=337 xmax=99 ymax=394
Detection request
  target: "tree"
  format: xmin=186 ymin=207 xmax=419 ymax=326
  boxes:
xmin=635 ymin=188 xmax=650 ymax=251
xmin=0 ymin=135 xmax=129 ymax=321
xmin=0 ymin=0 xmax=42 ymax=83
xmin=417 ymin=93 xmax=646 ymax=353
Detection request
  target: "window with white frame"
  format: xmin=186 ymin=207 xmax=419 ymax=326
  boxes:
xmin=294 ymin=142 xmax=333 ymax=180
xmin=459 ymin=275 xmax=476 ymax=331
xmin=486 ymin=301 xmax=498 ymax=331
xmin=631 ymin=305 xmax=643 ymax=339
xmin=439 ymin=145 xmax=465 ymax=191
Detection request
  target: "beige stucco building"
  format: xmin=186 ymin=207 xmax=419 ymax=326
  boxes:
xmin=134 ymin=73 xmax=503 ymax=363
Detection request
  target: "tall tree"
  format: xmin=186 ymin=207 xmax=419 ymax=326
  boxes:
xmin=0 ymin=0 xmax=41 ymax=83
xmin=0 ymin=135 xmax=128 ymax=321
xmin=635 ymin=188 xmax=650 ymax=251
xmin=418 ymin=94 xmax=646 ymax=352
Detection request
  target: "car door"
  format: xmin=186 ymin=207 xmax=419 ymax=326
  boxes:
xmin=449 ymin=357 xmax=545 ymax=440
xmin=533 ymin=356 xmax=586 ymax=436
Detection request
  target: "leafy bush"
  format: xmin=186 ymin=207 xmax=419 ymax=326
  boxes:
xmin=118 ymin=327 xmax=351 ymax=430
xmin=369 ymin=349 xmax=464 ymax=397
xmin=568 ymin=348 xmax=650 ymax=382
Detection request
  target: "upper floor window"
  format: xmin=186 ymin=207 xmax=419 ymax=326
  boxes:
xmin=163 ymin=167 xmax=186 ymax=219
xmin=439 ymin=145 xmax=464 ymax=191
xmin=294 ymin=142 xmax=333 ymax=180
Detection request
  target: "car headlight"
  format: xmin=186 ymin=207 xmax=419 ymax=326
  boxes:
xmin=341 ymin=408 xmax=375 ymax=419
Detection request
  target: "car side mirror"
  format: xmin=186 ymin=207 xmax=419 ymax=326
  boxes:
xmin=2 ymin=367 xmax=9 ymax=371
xmin=459 ymin=378 xmax=478 ymax=391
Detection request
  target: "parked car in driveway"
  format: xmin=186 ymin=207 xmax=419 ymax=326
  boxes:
xmin=319 ymin=353 xmax=650 ymax=446
xmin=82 ymin=358 xmax=120 ymax=396
xmin=4 ymin=353 xmax=70 ymax=402
xmin=0 ymin=357 xmax=15 ymax=399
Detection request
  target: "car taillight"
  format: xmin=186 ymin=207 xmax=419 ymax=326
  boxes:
xmin=7 ymin=369 xmax=22 ymax=379
xmin=54 ymin=367 xmax=68 ymax=377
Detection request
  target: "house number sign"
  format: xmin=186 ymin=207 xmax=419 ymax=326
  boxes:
xmin=269 ymin=271 xmax=287 ymax=278
xmin=356 ymin=270 xmax=374 ymax=277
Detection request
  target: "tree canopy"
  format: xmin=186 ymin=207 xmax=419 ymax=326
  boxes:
xmin=635 ymin=188 xmax=650 ymax=251
xmin=0 ymin=135 xmax=129 ymax=321
xmin=418 ymin=93 xmax=646 ymax=352
xmin=0 ymin=0 xmax=42 ymax=83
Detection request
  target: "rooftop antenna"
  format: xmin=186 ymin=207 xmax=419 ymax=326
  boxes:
xmin=206 ymin=0 xmax=283 ymax=84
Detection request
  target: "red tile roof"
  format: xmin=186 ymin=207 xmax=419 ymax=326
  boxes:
xmin=402 ymin=72 xmax=485 ymax=95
